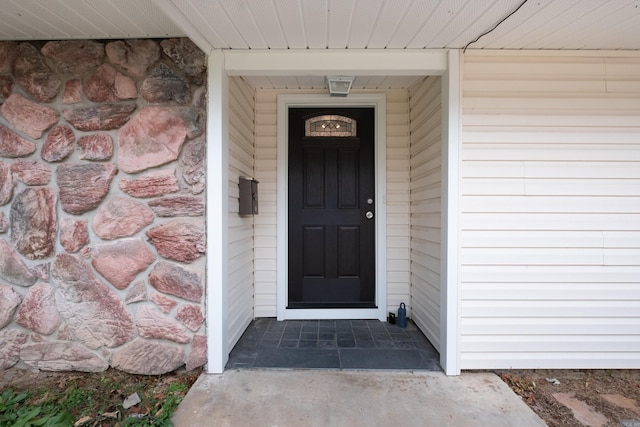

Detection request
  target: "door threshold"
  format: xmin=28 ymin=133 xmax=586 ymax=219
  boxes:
xmin=279 ymin=308 xmax=385 ymax=321
xmin=287 ymin=303 xmax=377 ymax=309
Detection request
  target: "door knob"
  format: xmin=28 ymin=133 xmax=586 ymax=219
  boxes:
xmin=366 ymin=211 xmax=374 ymax=219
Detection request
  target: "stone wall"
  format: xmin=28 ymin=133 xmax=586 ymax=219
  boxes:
xmin=0 ymin=39 xmax=207 ymax=375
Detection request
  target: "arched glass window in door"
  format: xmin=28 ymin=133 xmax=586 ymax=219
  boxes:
xmin=305 ymin=115 xmax=356 ymax=137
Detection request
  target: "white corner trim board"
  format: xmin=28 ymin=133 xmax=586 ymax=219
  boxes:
xmin=206 ymin=51 xmax=229 ymax=374
xmin=276 ymin=94 xmax=388 ymax=321
xmin=440 ymin=50 xmax=462 ymax=375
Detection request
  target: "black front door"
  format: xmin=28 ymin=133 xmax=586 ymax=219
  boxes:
xmin=288 ymin=107 xmax=376 ymax=308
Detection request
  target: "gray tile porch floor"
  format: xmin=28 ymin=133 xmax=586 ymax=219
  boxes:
xmin=226 ymin=318 xmax=441 ymax=370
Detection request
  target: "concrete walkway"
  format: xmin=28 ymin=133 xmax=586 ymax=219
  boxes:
xmin=173 ymin=370 xmax=547 ymax=427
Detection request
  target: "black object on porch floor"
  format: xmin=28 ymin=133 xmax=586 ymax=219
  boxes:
xmin=226 ymin=318 xmax=441 ymax=370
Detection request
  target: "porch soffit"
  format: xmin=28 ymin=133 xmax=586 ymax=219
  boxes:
xmin=3 ymin=0 xmax=639 ymax=51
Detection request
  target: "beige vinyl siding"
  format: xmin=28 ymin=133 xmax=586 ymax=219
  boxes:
xmin=253 ymin=89 xmax=411 ymax=316
xmin=409 ymin=76 xmax=442 ymax=351
xmin=385 ymin=89 xmax=411 ymax=312
xmin=254 ymin=89 xmax=279 ymax=317
xmin=227 ymin=76 xmax=256 ymax=349
xmin=460 ymin=52 xmax=640 ymax=369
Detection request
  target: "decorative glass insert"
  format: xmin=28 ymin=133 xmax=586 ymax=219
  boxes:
xmin=305 ymin=115 xmax=356 ymax=137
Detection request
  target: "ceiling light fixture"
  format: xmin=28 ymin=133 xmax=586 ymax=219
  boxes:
xmin=326 ymin=76 xmax=354 ymax=97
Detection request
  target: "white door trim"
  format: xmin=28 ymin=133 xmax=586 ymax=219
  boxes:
xmin=224 ymin=49 xmax=447 ymax=76
xmin=276 ymin=94 xmax=387 ymax=321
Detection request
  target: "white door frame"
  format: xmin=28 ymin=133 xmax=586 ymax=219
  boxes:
xmin=276 ymin=94 xmax=387 ymax=321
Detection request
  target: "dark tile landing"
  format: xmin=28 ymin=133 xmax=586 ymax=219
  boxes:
xmin=226 ymin=318 xmax=441 ymax=371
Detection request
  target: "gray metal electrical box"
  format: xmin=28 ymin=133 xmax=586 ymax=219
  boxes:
xmin=239 ymin=176 xmax=259 ymax=215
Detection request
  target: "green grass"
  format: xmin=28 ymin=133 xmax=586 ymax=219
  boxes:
xmin=0 ymin=388 xmax=74 ymax=427
xmin=0 ymin=369 xmax=199 ymax=427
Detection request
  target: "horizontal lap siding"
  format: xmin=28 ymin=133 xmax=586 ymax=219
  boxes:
xmin=254 ymin=89 xmax=411 ymax=317
xmin=409 ymin=77 xmax=442 ymax=351
xmin=386 ymin=90 xmax=411 ymax=313
xmin=228 ymin=77 xmax=256 ymax=349
xmin=460 ymin=52 xmax=640 ymax=369
xmin=254 ymin=90 xmax=280 ymax=317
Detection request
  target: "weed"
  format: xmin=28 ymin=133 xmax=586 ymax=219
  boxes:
xmin=120 ymin=381 xmax=189 ymax=426
xmin=63 ymin=383 xmax=96 ymax=417
xmin=0 ymin=388 xmax=28 ymax=425
xmin=0 ymin=389 xmax=73 ymax=427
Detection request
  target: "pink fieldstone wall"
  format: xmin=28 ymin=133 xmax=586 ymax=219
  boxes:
xmin=0 ymin=38 xmax=207 ymax=375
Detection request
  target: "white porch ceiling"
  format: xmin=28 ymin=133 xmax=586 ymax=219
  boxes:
xmin=1 ymin=0 xmax=639 ymax=89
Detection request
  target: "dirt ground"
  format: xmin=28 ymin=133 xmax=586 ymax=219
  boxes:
xmin=1 ymin=367 xmax=639 ymax=426
xmin=498 ymin=369 xmax=640 ymax=427
xmin=0 ymin=366 xmax=201 ymax=426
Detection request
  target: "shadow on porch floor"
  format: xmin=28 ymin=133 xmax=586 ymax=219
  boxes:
xmin=226 ymin=318 xmax=441 ymax=370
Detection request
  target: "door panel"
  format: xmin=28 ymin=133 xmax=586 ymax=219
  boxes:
xmin=303 ymin=226 xmax=325 ymax=277
xmin=338 ymin=149 xmax=359 ymax=208
xmin=303 ymin=149 xmax=324 ymax=208
xmin=337 ymin=226 xmax=359 ymax=277
xmin=288 ymin=107 xmax=375 ymax=308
